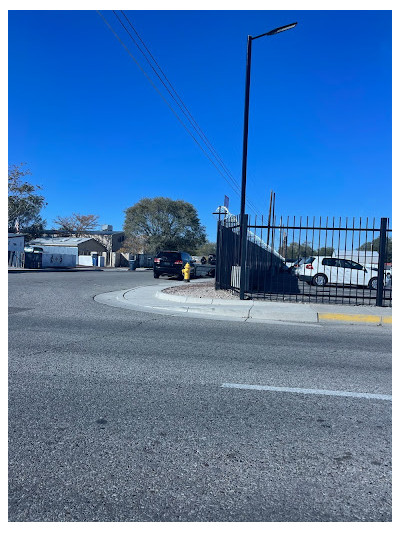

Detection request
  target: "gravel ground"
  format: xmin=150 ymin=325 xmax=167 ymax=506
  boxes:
xmin=162 ymin=280 xmax=239 ymax=299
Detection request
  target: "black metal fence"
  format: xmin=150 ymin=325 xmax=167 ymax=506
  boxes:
xmin=216 ymin=214 xmax=392 ymax=307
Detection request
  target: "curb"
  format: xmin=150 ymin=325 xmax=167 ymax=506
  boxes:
xmin=317 ymin=313 xmax=392 ymax=325
xmin=94 ymin=282 xmax=392 ymax=326
xmin=155 ymin=288 xmax=391 ymax=326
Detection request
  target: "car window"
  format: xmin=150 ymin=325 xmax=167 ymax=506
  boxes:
xmin=181 ymin=253 xmax=191 ymax=262
xmin=322 ymin=258 xmax=337 ymax=267
xmin=157 ymin=252 xmax=180 ymax=261
xmin=344 ymin=259 xmax=363 ymax=270
xmin=303 ymin=257 xmax=315 ymax=264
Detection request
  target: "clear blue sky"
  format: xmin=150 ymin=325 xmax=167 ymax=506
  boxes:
xmin=8 ymin=9 xmax=392 ymax=241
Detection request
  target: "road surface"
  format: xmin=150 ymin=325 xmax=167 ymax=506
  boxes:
xmin=8 ymin=270 xmax=391 ymax=521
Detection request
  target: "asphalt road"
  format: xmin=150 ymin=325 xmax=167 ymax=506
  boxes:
xmin=8 ymin=270 xmax=392 ymax=522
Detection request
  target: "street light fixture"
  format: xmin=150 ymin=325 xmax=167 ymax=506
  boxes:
xmin=238 ymin=22 xmax=297 ymax=300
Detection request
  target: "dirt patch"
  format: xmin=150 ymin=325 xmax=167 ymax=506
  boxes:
xmin=162 ymin=280 xmax=239 ymax=300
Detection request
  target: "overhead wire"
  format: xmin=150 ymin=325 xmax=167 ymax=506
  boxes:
xmin=118 ymin=10 xmax=256 ymax=209
xmin=111 ymin=10 xmax=264 ymax=217
xmin=97 ymin=10 xmax=263 ymax=217
xmin=97 ymin=10 xmax=243 ymax=204
xmin=114 ymin=11 xmax=262 ymax=213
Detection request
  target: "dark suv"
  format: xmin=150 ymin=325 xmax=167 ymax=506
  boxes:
xmin=153 ymin=251 xmax=194 ymax=280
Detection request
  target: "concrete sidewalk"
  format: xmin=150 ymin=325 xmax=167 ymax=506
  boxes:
xmin=94 ymin=279 xmax=392 ymax=326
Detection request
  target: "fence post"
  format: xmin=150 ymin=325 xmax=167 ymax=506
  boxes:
xmin=215 ymin=220 xmax=222 ymax=290
xmin=376 ymin=217 xmax=388 ymax=307
xmin=239 ymin=214 xmax=248 ymax=300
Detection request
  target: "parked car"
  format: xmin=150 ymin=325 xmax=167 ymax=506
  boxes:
xmin=287 ymin=257 xmax=307 ymax=272
xmin=153 ymin=251 xmax=194 ymax=280
xmin=294 ymin=256 xmax=382 ymax=289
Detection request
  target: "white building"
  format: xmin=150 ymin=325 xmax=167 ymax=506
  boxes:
xmin=8 ymin=233 xmax=26 ymax=252
xmin=28 ymin=237 xmax=107 ymax=266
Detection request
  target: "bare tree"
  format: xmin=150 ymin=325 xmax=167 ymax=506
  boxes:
xmin=54 ymin=213 xmax=99 ymax=235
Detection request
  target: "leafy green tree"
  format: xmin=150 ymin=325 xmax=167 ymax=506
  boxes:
xmin=120 ymin=234 xmax=149 ymax=255
xmin=195 ymin=241 xmax=216 ymax=256
xmin=8 ymin=163 xmax=46 ymax=238
xmin=316 ymin=246 xmax=334 ymax=256
xmin=358 ymin=237 xmax=392 ymax=262
xmin=280 ymin=241 xmax=315 ymax=260
xmin=124 ymin=197 xmax=206 ymax=254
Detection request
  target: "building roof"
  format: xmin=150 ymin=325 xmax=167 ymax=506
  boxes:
xmin=29 ymin=237 xmax=96 ymax=246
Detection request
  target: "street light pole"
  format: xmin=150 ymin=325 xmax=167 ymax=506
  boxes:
xmin=239 ymin=35 xmax=253 ymax=221
xmin=239 ymin=22 xmax=297 ymax=225
xmin=238 ymin=22 xmax=297 ymax=300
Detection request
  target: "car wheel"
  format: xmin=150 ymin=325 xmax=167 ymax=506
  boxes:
xmin=368 ymin=277 xmax=378 ymax=290
xmin=154 ymin=272 xmax=160 ymax=278
xmin=178 ymin=274 xmax=184 ymax=281
xmin=312 ymin=273 xmax=328 ymax=287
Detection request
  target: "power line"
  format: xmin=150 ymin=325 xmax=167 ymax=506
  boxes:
xmin=118 ymin=10 xmax=245 ymax=201
xmin=97 ymin=10 xmax=263 ymax=217
xmin=117 ymin=11 xmax=265 ymax=218
xmin=112 ymin=11 xmax=247 ymax=206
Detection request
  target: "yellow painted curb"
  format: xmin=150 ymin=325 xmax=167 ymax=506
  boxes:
xmin=318 ymin=313 xmax=391 ymax=324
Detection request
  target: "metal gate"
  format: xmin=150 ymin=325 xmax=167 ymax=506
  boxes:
xmin=216 ymin=215 xmax=392 ymax=307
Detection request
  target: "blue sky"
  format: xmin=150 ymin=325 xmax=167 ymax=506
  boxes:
xmin=8 ymin=9 xmax=392 ymax=241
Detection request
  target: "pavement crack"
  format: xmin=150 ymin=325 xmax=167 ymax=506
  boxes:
xmin=244 ymin=303 xmax=254 ymax=322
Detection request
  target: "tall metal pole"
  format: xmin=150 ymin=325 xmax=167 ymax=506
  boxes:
xmin=240 ymin=35 xmax=253 ymax=222
xmin=238 ymin=36 xmax=252 ymax=299
xmin=237 ymin=23 xmax=297 ymax=299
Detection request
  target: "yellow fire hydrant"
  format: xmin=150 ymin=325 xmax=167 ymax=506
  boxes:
xmin=182 ymin=262 xmax=191 ymax=282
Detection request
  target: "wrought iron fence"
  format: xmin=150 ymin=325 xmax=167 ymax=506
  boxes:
xmin=215 ymin=214 xmax=392 ymax=307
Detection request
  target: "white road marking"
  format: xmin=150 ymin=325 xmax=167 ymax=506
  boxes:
xmin=221 ymin=383 xmax=392 ymax=401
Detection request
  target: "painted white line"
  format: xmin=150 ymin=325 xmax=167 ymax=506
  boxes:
xmin=221 ymin=383 xmax=392 ymax=401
